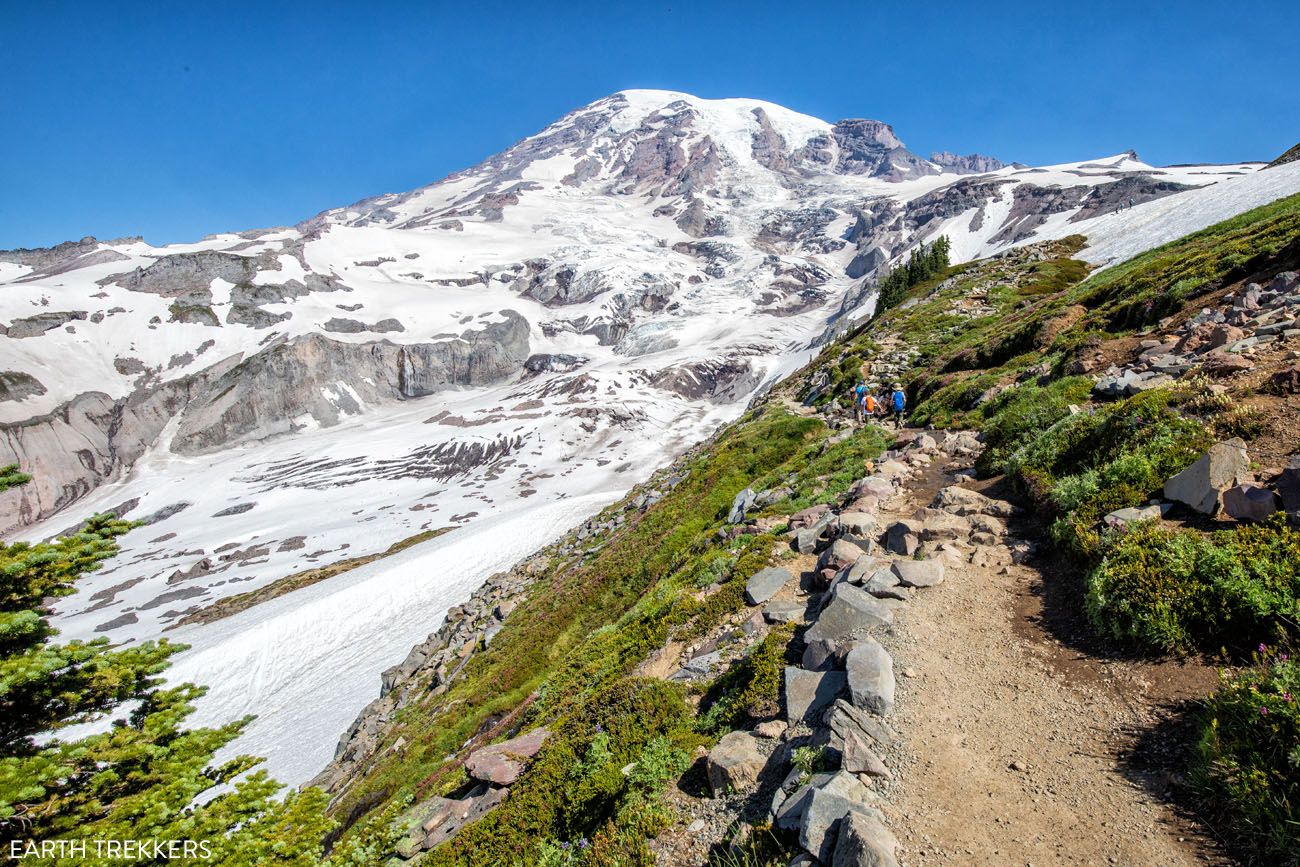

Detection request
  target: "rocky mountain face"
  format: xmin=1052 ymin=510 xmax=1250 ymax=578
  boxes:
xmin=0 ymin=89 xmax=1289 ymax=786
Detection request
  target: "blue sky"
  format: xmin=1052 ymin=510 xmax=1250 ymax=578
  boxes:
xmin=2 ymin=0 xmax=1297 ymax=248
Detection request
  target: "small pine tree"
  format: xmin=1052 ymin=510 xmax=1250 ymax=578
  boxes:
xmin=0 ymin=478 xmax=334 ymax=863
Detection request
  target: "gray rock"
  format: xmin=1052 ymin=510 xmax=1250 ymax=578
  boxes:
xmin=838 ymin=511 xmax=878 ymax=537
xmin=212 ymin=502 xmax=256 ymax=517
xmin=706 ymin=730 xmax=767 ymax=796
xmin=890 ymin=559 xmax=944 ymax=588
xmin=1222 ymin=483 xmax=1280 ymax=522
xmin=918 ymin=512 xmax=971 ymax=542
xmin=1102 ymin=503 xmax=1166 ymax=530
xmin=763 ymin=599 xmax=805 ymax=624
xmin=172 ymin=312 xmax=530 ymax=454
xmin=823 ymin=699 xmax=896 ymax=749
xmin=932 ymin=485 xmax=1015 ymax=517
xmin=845 ymin=639 xmax=895 ymax=717
xmin=863 ymin=567 xmax=907 ymax=600
xmin=784 ymin=666 xmax=848 ymax=723
xmin=836 ymin=728 xmax=891 ymax=777
xmin=0 ymin=370 xmax=47 ymax=402
xmin=794 ymin=527 xmax=821 ymax=554
xmin=728 ymin=486 xmax=757 ymax=523
xmin=5 ymin=310 xmax=88 ymax=338
xmin=806 ymin=584 xmax=893 ymax=646
xmin=776 ymin=771 xmax=883 ymax=863
xmin=1163 ymin=438 xmax=1251 ymax=515
xmin=882 ymin=521 xmax=920 ymax=556
xmin=746 ymin=566 xmax=793 ymax=605
xmin=832 ymin=810 xmax=900 ymax=867
xmin=1277 ymin=465 xmax=1300 ymax=512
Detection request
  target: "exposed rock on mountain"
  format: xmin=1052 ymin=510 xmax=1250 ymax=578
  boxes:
xmin=929 ymin=151 xmax=1008 ymax=174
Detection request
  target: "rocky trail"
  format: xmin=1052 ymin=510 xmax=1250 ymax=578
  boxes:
xmin=643 ymin=422 xmax=1235 ymax=866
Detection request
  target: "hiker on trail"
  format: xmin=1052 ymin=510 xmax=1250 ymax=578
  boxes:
xmin=889 ymin=383 xmax=907 ymax=428
xmin=853 ymin=380 xmax=869 ymax=422
xmin=862 ymin=389 xmax=877 ymax=422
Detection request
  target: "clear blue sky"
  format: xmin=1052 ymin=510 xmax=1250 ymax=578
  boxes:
xmin=2 ymin=0 xmax=1297 ymax=248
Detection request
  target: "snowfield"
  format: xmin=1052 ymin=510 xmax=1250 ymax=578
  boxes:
xmin=4 ymin=89 xmax=1298 ymax=785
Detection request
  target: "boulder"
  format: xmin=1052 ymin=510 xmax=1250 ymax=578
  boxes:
xmin=776 ymin=771 xmax=883 ymax=864
xmin=1270 ymin=364 xmax=1300 ymax=395
xmin=913 ymin=433 xmax=938 ymax=451
xmin=837 ymin=728 xmax=891 ymax=778
xmin=746 ymin=566 xmax=793 ymax=605
xmin=806 ymin=585 xmax=893 ymax=646
xmin=890 ymin=559 xmax=944 ymax=588
xmin=838 ymin=511 xmax=879 ymax=537
xmin=818 ymin=539 xmax=865 ymax=573
xmin=852 ymin=476 xmax=895 ymax=501
xmin=882 ymin=521 xmax=920 ymax=556
xmin=917 ymin=512 xmax=971 ymax=542
xmin=823 ymin=699 xmax=895 ymax=749
xmin=862 ymin=567 xmax=907 ymax=600
xmin=1102 ymin=503 xmax=1166 ymax=530
xmin=728 ymin=487 xmax=757 ymax=523
xmin=706 ymin=730 xmax=767 ymax=796
xmin=784 ymin=666 xmax=848 ymax=723
xmin=789 ymin=503 xmax=831 ymax=529
xmin=845 ymin=639 xmax=895 ymax=717
xmin=1202 ymin=351 xmax=1254 ymax=377
xmin=932 ymin=485 xmax=1014 ymax=518
xmin=1163 ymin=438 xmax=1251 ymax=515
xmin=803 ymin=636 xmax=847 ymax=672
xmin=1277 ymin=465 xmax=1300 ymax=512
xmin=463 ymin=728 xmax=550 ymax=786
xmin=1222 ymin=484 xmax=1280 ymax=522
xmin=764 ymin=599 xmax=805 ymax=624
xmin=832 ymin=810 xmax=900 ymax=867
xmin=794 ymin=527 xmax=821 ymax=554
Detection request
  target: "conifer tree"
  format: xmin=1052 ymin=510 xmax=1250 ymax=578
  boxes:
xmin=0 ymin=475 xmax=333 ymax=865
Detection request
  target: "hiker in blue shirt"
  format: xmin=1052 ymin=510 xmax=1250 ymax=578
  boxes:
xmin=853 ymin=380 xmax=869 ymax=422
xmin=889 ymin=383 xmax=907 ymax=429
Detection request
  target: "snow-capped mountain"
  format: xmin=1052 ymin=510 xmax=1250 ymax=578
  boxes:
xmin=2 ymin=89 xmax=1295 ymax=784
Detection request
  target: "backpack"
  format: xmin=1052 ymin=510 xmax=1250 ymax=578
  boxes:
xmin=864 ymin=394 xmax=876 ymax=412
xmin=892 ymin=390 xmax=906 ymax=411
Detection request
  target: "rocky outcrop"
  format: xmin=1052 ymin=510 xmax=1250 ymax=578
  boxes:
xmin=1163 ymin=438 xmax=1251 ymax=515
xmin=0 ymin=371 xmax=46 ymax=403
xmin=0 ymin=355 xmax=242 ymax=532
xmin=929 ymin=151 xmax=1008 ymax=174
xmin=5 ymin=310 xmax=87 ymax=338
xmin=172 ymin=312 xmax=529 ymax=454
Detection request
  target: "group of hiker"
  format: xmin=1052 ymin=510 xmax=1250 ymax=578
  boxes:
xmin=852 ymin=380 xmax=907 ymax=428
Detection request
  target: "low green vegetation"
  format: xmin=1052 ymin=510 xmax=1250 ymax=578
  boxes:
xmin=1087 ymin=517 xmax=1300 ymax=653
xmin=429 ymin=677 xmax=691 ymax=867
xmin=1196 ymin=648 xmax=1300 ymax=865
xmin=0 ymin=464 xmax=30 ymax=492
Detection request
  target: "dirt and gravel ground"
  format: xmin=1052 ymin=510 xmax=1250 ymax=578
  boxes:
xmin=881 ymin=460 xmax=1233 ymax=867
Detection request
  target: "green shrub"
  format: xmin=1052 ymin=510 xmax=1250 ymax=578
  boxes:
xmin=974 ymin=377 xmax=1093 ymax=475
xmin=999 ymin=390 xmax=1210 ymax=556
xmin=1196 ymin=649 xmax=1300 ymax=864
xmin=1086 ymin=518 xmax=1300 ymax=653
